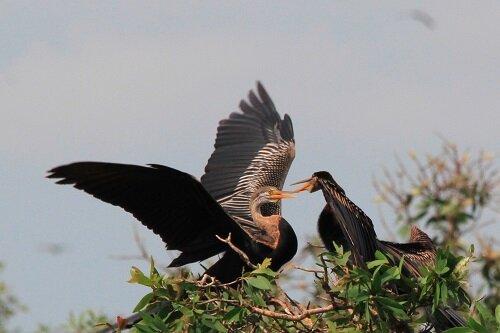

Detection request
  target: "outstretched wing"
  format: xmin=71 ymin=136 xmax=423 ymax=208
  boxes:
xmin=201 ymin=82 xmax=295 ymax=237
xmin=48 ymin=162 xmax=247 ymax=266
xmin=317 ymin=175 xmax=379 ymax=268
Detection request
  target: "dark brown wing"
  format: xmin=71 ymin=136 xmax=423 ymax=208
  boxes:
xmin=315 ymin=173 xmax=379 ymax=268
xmin=47 ymin=162 xmax=247 ymax=266
xmin=201 ymin=82 xmax=295 ymax=238
xmin=317 ymin=204 xmax=351 ymax=252
xmin=377 ymin=226 xmax=436 ymax=277
xmin=313 ymin=185 xmax=465 ymax=328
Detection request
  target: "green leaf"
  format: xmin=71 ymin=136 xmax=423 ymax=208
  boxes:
xmin=128 ymin=266 xmax=153 ymax=287
xmin=223 ymin=307 xmax=244 ymax=323
xmin=149 ymin=256 xmax=159 ymax=278
xmin=138 ymin=311 xmax=156 ymax=327
xmin=371 ymin=266 xmax=382 ymax=292
xmin=367 ymin=259 xmax=388 ymax=269
xmin=398 ymin=254 xmax=405 ymax=272
xmin=135 ymin=322 xmax=156 ymax=333
xmin=380 ymin=266 xmax=400 ymax=285
xmin=475 ymin=302 xmax=495 ymax=324
xmin=364 ymin=302 xmax=371 ymax=321
xmin=246 ymin=276 xmax=272 ymax=290
xmin=326 ymin=321 xmax=337 ymax=332
xmin=252 ymin=266 xmax=278 ymax=278
xmin=212 ymin=320 xmax=228 ymax=333
xmin=374 ymin=250 xmax=388 ymax=261
xmin=435 ymin=257 xmax=450 ymax=275
xmin=376 ymin=297 xmax=409 ymax=320
xmin=151 ymin=315 xmax=169 ymax=332
xmin=433 ymin=283 xmax=441 ymax=313
xmin=259 ymin=257 xmax=272 ymax=269
xmin=467 ymin=317 xmax=488 ymax=333
xmin=440 ymin=282 xmax=448 ymax=305
xmin=172 ymin=320 xmax=184 ymax=332
xmin=367 ymin=251 xmax=388 ymax=269
xmin=133 ymin=292 xmax=154 ymax=312
xmin=353 ymin=292 xmax=369 ymax=304
xmin=495 ymin=304 xmax=500 ymax=324
xmin=201 ymin=315 xmax=228 ymax=333
xmin=442 ymin=328 xmax=473 ymax=333
xmin=333 ymin=241 xmax=344 ymax=255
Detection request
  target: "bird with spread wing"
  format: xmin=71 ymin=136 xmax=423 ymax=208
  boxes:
xmin=48 ymin=82 xmax=297 ymax=284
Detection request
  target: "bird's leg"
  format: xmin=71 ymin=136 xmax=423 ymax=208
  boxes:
xmin=197 ymin=274 xmax=216 ymax=286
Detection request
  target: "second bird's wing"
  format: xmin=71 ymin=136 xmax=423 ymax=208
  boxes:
xmin=378 ymin=226 xmax=436 ymax=276
xmin=317 ymin=177 xmax=379 ymax=268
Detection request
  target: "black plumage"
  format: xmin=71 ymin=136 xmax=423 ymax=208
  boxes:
xmin=48 ymin=82 xmax=297 ymax=283
xmin=294 ymin=171 xmax=466 ymax=330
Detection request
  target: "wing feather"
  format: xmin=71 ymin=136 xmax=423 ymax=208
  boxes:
xmin=48 ymin=162 xmax=246 ymax=265
xmin=314 ymin=174 xmax=466 ymax=327
xmin=201 ymin=82 xmax=295 ymax=237
xmin=317 ymin=176 xmax=379 ymax=268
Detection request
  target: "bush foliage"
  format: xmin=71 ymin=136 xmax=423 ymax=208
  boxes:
xmin=118 ymin=244 xmax=497 ymax=333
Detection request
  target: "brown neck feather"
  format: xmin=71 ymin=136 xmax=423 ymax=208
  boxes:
xmin=252 ymin=214 xmax=281 ymax=249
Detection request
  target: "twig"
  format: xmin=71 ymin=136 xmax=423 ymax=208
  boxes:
xmin=270 ymin=297 xmax=293 ymax=315
xmin=248 ymin=304 xmax=334 ymax=321
xmin=275 ymin=284 xmax=301 ymax=311
xmin=197 ymin=298 xmax=240 ymax=306
xmin=293 ymin=265 xmax=323 ymax=274
xmin=216 ymin=233 xmax=256 ymax=269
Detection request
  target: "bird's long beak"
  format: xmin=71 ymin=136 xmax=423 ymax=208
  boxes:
xmin=290 ymin=177 xmax=316 ymax=193
xmin=270 ymin=190 xmax=297 ymax=200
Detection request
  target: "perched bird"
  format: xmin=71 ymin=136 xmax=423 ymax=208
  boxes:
xmin=48 ymin=82 xmax=298 ymax=284
xmin=293 ymin=171 xmax=466 ymax=330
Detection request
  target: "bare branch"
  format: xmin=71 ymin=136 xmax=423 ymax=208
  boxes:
xmin=292 ymin=265 xmax=323 ymax=274
xmin=216 ymin=233 xmax=256 ymax=269
xmin=248 ymin=304 xmax=334 ymax=321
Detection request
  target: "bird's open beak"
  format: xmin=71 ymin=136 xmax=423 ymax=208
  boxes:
xmin=290 ymin=177 xmax=316 ymax=193
xmin=270 ymin=190 xmax=297 ymax=200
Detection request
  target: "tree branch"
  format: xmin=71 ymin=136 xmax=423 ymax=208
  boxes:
xmin=216 ymin=233 xmax=256 ymax=269
xmin=248 ymin=304 xmax=334 ymax=321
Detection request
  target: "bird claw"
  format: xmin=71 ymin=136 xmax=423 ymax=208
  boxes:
xmin=197 ymin=274 xmax=216 ymax=286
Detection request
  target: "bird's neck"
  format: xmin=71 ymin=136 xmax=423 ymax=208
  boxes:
xmin=250 ymin=200 xmax=281 ymax=249
xmin=250 ymin=200 xmax=265 ymax=221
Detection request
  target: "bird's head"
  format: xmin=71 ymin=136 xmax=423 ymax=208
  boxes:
xmin=292 ymin=171 xmax=344 ymax=194
xmin=291 ymin=176 xmax=320 ymax=193
xmin=252 ymin=186 xmax=296 ymax=205
xmin=291 ymin=171 xmax=332 ymax=193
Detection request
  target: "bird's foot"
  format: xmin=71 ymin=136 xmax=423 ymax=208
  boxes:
xmin=197 ymin=274 xmax=217 ymax=286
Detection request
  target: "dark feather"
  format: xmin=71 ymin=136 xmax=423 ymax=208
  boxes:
xmin=47 ymin=162 xmax=246 ymax=266
xmin=310 ymin=171 xmax=466 ymax=329
xmin=315 ymin=173 xmax=378 ymax=267
xmin=201 ymin=82 xmax=295 ymax=238
xmin=48 ymin=83 xmax=298 ymax=284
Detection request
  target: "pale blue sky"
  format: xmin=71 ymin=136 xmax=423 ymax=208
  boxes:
xmin=1 ymin=2 xmax=499 ymax=331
